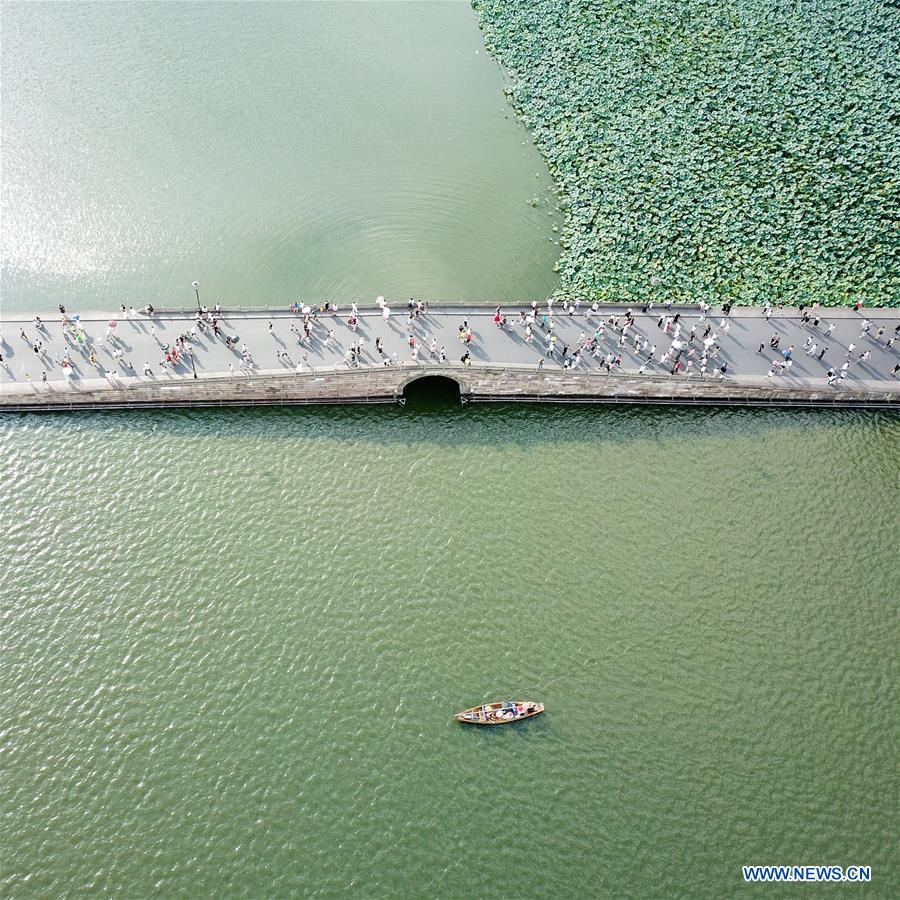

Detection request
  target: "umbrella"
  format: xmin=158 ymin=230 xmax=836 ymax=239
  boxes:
xmin=301 ymin=305 xmax=311 ymax=314
xmin=229 ymin=334 xmax=240 ymax=343
xmin=107 ymin=319 xmax=118 ymax=328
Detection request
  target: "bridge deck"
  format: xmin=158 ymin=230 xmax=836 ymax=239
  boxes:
xmin=2 ymin=303 xmax=898 ymax=410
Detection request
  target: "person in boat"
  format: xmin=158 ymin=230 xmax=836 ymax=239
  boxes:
xmin=526 ymin=705 xmax=536 ymax=714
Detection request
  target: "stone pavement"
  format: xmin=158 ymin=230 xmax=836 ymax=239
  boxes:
xmin=1 ymin=302 xmax=899 ymax=396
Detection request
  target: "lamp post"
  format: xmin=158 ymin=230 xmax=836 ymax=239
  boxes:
xmin=192 ymin=280 xmax=201 ymax=311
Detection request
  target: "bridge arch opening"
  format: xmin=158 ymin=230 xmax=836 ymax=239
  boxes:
xmin=401 ymin=375 xmax=461 ymax=406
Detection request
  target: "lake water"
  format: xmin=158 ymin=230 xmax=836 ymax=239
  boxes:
xmin=1 ymin=404 xmax=897 ymax=896
xmin=1 ymin=1 xmax=560 ymax=312
xmin=1 ymin=3 xmax=897 ymax=898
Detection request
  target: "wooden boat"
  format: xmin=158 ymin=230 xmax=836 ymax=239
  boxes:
xmin=454 ymin=700 xmax=544 ymax=725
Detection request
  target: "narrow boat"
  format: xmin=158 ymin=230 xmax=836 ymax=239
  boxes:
xmin=454 ymin=700 xmax=544 ymax=725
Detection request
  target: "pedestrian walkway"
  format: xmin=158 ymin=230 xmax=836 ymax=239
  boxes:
xmin=2 ymin=300 xmax=899 ymax=406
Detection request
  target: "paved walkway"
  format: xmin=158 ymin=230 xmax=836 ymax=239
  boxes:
xmin=1 ymin=302 xmax=899 ymax=394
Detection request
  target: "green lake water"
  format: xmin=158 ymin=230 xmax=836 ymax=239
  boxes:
xmin=1 ymin=1 xmax=560 ymax=312
xmin=1 ymin=405 xmax=897 ymax=897
xmin=1 ymin=3 xmax=897 ymax=897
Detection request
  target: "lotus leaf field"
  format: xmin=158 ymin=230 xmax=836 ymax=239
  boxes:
xmin=472 ymin=0 xmax=898 ymax=306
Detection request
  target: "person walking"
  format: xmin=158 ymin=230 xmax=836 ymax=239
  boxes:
xmin=818 ymin=346 xmax=828 ymax=361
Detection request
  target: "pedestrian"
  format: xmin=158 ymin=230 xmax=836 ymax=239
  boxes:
xmin=757 ymin=342 xmax=765 ymax=353
xmin=268 ymin=320 xmax=274 ymax=333
xmin=806 ymin=343 xmax=818 ymax=356
xmin=846 ymin=342 xmax=855 ymax=356
xmin=718 ymin=364 xmax=727 ymax=379
xmin=826 ymin=322 xmax=836 ymax=337
xmin=782 ymin=345 xmax=793 ymax=360
xmin=818 ymin=346 xmax=827 ymax=360
xmin=439 ymin=346 xmax=446 ymax=363
xmin=41 ymin=371 xmax=47 ymax=383
xmin=892 ymin=363 xmax=900 ymax=378
xmin=859 ymin=350 xmax=871 ymax=362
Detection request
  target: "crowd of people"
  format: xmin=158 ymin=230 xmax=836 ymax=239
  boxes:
xmin=2 ymin=298 xmax=899 ymax=388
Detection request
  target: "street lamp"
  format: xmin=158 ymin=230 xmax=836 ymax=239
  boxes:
xmin=192 ymin=280 xmax=201 ymax=311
